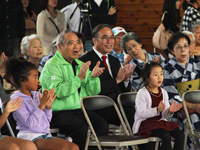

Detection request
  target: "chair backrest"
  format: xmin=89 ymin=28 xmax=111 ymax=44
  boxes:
xmin=182 ymin=90 xmax=200 ymax=103
xmin=182 ymin=90 xmax=199 ymax=150
xmin=82 ymin=95 xmax=114 ymax=111
xmin=81 ymin=95 xmax=130 ymax=138
xmin=118 ymin=92 xmax=137 ymax=107
xmin=118 ymin=92 xmax=137 ymax=136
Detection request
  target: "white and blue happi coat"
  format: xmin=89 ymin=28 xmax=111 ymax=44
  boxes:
xmin=163 ymin=56 xmax=200 ymax=149
xmin=130 ymin=49 xmax=166 ymax=91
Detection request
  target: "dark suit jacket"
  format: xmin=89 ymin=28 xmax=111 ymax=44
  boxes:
xmin=79 ymin=49 xmax=131 ymax=102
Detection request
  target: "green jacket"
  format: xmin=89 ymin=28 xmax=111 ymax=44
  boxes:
xmin=39 ymin=51 xmax=101 ymax=111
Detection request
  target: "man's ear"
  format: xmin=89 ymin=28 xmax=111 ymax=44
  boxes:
xmin=57 ymin=43 xmax=62 ymax=52
xmin=92 ymin=37 xmax=97 ymax=46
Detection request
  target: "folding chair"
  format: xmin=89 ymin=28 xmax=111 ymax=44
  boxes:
xmin=182 ymin=90 xmax=200 ymax=150
xmin=117 ymin=92 xmax=162 ymax=150
xmin=81 ymin=95 xmax=149 ymax=150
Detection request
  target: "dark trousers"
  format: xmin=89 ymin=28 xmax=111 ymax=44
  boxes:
xmin=50 ymin=109 xmax=109 ymax=150
xmin=0 ymin=38 xmax=19 ymax=58
xmin=139 ymin=128 xmax=184 ymax=150
xmin=151 ymin=128 xmax=184 ymax=150
xmin=94 ymin=106 xmax=135 ymax=127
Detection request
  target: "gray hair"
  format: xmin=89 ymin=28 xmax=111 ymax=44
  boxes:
xmin=182 ymin=31 xmax=195 ymax=42
xmin=21 ymin=34 xmax=42 ymax=59
xmin=190 ymin=21 xmax=200 ymax=33
xmin=120 ymin=32 xmax=142 ymax=54
xmin=57 ymin=29 xmax=74 ymax=47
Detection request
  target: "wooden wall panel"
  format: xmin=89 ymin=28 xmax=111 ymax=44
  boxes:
xmin=113 ymin=0 xmax=184 ymax=58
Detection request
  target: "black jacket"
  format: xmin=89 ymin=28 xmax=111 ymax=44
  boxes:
xmin=79 ymin=49 xmax=131 ymax=102
xmin=83 ymin=0 xmax=117 ymax=39
xmin=0 ymin=0 xmax=25 ymax=40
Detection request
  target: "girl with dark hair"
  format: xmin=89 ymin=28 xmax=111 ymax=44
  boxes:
xmin=121 ymin=32 xmax=166 ymax=92
xmin=21 ymin=0 xmax=37 ymax=35
xmin=5 ymin=58 xmax=79 ymax=150
xmin=182 ymin=0 xmax=200 ymax=31
xmin=133 ymin=61 xmax=183 ymax=150
xmin=37 ymin=0 xmax=65 ymax=55
xmin=163 ymin=32 xmax=200 ymax=149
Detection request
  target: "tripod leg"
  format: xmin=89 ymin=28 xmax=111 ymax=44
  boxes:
xmin=87 ymin=15 xmax=93 ymax=34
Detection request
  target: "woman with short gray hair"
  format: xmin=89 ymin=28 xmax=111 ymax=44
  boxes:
xmin=121 ymin=32 xmax=166 ymax=91
xmin=21 ymin=34 xmax=44 ymax=78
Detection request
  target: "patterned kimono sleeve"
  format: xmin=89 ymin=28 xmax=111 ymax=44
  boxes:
xmin=159 ymin=53 xmax=167 ymax=67
xmin=130 ymin=62 xmax=142 ymax=91
xmin=162 ymin=69 xmax=182 ymax=104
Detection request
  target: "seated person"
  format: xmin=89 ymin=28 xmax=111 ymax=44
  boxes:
xmin=0 ymin=97 xmax=37 ymax=150
xmin=163 ymin=32 xmax=200 ymax=149
xmin=121 ymin=32 xmax=166 ymax=91
xmin=39 ymin=29 xmax=108 ymax=150
xmin=110 ymin=26 xmax=127 ymax=66
xmin=21 ymin=34 xmax=44 ymax=78
xmin=133 ymin=62 xmax=183 ymax=150
xmin=79 ymin=24 xmax=135 ymax=127
xmin=5 ymin=58 xmax=79 ymax=150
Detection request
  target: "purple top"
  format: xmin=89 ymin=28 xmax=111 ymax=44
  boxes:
xmin=11 ymin=91 xmax=51 ymax=134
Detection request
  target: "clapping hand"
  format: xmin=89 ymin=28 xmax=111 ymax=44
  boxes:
xmin=91 ymin=61 xmax=105 ymax=78
xmin=154 ymin=56 xmax=160 ymax=63
xmin=4 ymin=97 xmax=22 ymax=113
xmin=78 ymin=61 xmax=91 ymax=80
xmin=46 ymin=89 xmax=57 ymax=109
xmin=168 ymin=101 xmax=182 ymax=113
xmin=39 ymin=89 xmax=49 ymax=110
xmin=124 ymin=64 xmax=135 ymax=81
xmin=123 ymin=55 xmax=132 ymax=67
xmin=157 ymin=101 xmax=165 ymax=113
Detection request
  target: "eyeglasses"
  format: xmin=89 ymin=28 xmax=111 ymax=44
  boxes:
xmin=115 ymin=36 xmax=123 ymax=40
xmin=97 ymin=35 xmax=115 ymax=41
xmin=174 ymin=45 xmax=190 ymax=51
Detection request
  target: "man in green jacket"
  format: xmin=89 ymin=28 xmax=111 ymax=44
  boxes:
xmin=39 ymin=29 xmax=108 ymax=150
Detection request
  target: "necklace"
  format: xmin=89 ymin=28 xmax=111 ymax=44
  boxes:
xmin=149 ymin=91 xmax=162 ymax=98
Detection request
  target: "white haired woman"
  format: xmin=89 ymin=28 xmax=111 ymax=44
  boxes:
xmin=21 ymin=34 xmax=44 ymax=78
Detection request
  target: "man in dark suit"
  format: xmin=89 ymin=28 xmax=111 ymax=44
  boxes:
xmin=79 ymin=24 xmax=135 ymax=127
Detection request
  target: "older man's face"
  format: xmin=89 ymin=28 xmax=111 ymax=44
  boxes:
xmin=59 ymin=32 xmax=81 ymax=63
xmin=93 ymin=27 xmax=115 ymax=55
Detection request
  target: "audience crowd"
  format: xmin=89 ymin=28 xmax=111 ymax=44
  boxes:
xmin=1 ymin=0 xmax=200 ymax=150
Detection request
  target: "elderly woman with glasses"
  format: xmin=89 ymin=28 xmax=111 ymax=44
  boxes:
xmin=163 ymin=32 xmax=200 ymax=149
xmin=121 ymin=32 xmax=166 ymax=91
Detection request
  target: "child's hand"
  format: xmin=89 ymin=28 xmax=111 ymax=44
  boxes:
xmin=46 ymin=89 xmax=57 ymax=109
xmin=169 ymin=101 xmax=182 ymax=113
xmin=39 ymin=89 xmax=49 ymax=110
xmin=4 ymin=97 xmax=22 ymax=113
xmin=157 ymin=101 xmax=165 ymax=113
